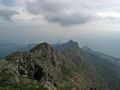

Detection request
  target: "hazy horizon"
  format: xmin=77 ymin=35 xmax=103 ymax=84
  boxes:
xmin=0 ymin=0 xmax=120 ymax=58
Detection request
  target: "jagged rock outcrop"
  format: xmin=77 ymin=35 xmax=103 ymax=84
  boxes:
xmin=0 ymin=42 xmax=66 ymax=90
xmin=0 ymin=41 xmax=120 ymax=90
xmin=54 ymin=40 xmax=85 ymax=66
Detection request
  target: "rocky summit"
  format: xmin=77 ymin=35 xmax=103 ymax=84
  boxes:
xmin=0 ymin=41 xmax=120 ymax=90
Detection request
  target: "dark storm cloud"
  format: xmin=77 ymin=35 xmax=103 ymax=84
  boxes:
xmin=26 ymin=0 xmax=97 ymax=26
xmin=45 ymin=13 xmax=96 ymax=26
xmin=0 ymin=9 xmax=19 ymax=22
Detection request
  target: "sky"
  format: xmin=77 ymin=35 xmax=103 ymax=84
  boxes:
xmin=0 ymin=0 xmax=120 ymax=57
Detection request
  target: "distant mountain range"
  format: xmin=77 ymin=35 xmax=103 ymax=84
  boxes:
xmin=0 ymin=40 xmax=120 ymax=90
xmin=0 ymin=43 xmax=36 ymax=58
xmin=82 ymin=46 xmax=120 ymax=65
xmin=0 ymin=42 xmax=24 ymax=58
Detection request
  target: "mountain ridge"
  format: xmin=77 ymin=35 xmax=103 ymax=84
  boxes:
xmin=0 ymin=40 xmax=120 ymax=90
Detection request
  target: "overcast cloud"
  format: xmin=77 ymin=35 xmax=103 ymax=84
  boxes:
xmin=0 ymin=0 xmax=120 ymax=25
xmin=26 ymin=0 xmax=99 ymax=26
xmin=0 ymin=9 xmax=19 ymax=22
xmin=0 ymin=0 xmax=15 ymax=6
xmin=1 ymin=0 xmax=120 ymax=57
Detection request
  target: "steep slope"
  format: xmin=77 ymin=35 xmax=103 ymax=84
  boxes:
xmin=54 ymin=40 xmax=85 ymax=66
xmin=82 ymin=46 xmax=120 ymax=90
xmin=0 ymin=42 xmax=66 ymax=90
xmin=54 ymin=40 xmax=110 ymax=90
xmin=82 ymin=46 xmax=120 ymax=64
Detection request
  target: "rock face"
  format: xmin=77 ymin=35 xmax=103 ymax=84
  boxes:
xmin=0 ymin=43 xmax=65 ymax=90
xmin=54 ymin=40 xmax=85 ymax=66
xmin=43 ymin=81 xmax=57 ymax=90
xmin=54 ymin=40 xmax=109 ymax=90
xmin=54 ymin=40 xmax=120 ymax=90
xmin=0 ymin=41 xmax=120 ymax=90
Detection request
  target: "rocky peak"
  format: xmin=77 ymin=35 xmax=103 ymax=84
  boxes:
xmin=30 ymin=42 xmax=61 ymax=60
xmin=54 ymin=40 xmax=80 ymax=53
xmin=68 ymin=39 xmax=74 ymax=43
xmin=54 ymin=40 xmax=85 ymax=66
xmin=30 ymin=42 xmax=54 ymax=53
xmin=65 ymin=40 xmax=79 ymax=49
xmin=4 ymin=42 xmax=66 ymax=89
xmin=1 ymin=41 xmax=119 ymax=90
